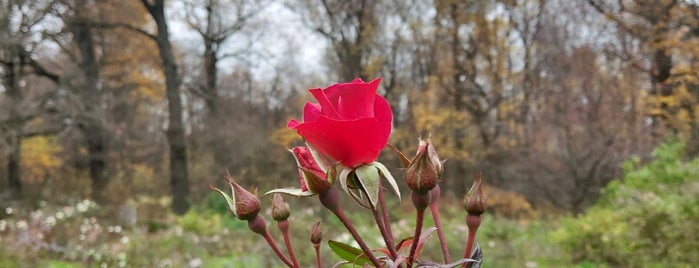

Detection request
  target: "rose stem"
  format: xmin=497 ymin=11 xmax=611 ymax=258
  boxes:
xmin=407 ymin=191 xmax=431 ymax=268
xmin=314 ymin=244 xmax=322 ymax=268
xmin=248 ymin=215 xmax=294 ymax=268
xmin=371 ymin=183 xmax=397 ymax=259
xmin=462 ymin=214 xmax=481 ymax=267
xmin=379 ymin=183 xmax=394 ymax=242
xmin=261 ymin=231 xmax=295 ymax=268
xmin=429 ymin=185 xmax=451 ymax=263
xmin=278 ymin=220 xmax=300 ymax=268
xmin=319 ymin=188 xmax=382 ymax=267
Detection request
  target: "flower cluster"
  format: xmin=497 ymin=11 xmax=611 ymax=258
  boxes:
xmin=211 ymin=78 xmax=487 ymax=267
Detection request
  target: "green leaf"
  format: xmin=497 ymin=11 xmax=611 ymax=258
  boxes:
xmin=328 ymin=240 xmax=372 ymax=266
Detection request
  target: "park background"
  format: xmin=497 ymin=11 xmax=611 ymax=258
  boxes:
xmin=1 ymin=0 xmax=698 ymax=267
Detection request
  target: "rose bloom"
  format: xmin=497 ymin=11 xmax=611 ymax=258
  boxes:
xmin=288 ymin=78 xmax=393 ymax=168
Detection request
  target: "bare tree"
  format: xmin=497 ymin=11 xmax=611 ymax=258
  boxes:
xmin=182 ymin=0 xmax=266 ymax=114
xmin=140 ymin=0 xmax=190 ymax=214
xmin=62 ymin=0 xmax=111 ymax=202
xmin=0 ymin=0 xmax=61 ymax=197
xmin=290 ymin=0 xmax=379 ymax=81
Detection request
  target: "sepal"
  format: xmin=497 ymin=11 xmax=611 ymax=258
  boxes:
xmin=338 ymin=162 xmax=401 ymax=208
xmin=264 ymin=187 xmax=317 ymax=198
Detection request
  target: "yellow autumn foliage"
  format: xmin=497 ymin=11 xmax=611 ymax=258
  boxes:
xmin=270 ymin=122 xmax=302 ymax=148
xmin=20 ymin=136 xmax=63 ymax=184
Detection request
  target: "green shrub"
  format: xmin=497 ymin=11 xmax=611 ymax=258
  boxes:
xmin=553 ymin=139 xmax=699 ymax=267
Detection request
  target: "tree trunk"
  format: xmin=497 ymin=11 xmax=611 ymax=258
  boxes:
xmin=7 ymin=131 xmax=22 ymax=197
xmin=72 ymin=17 xmax=109 ymax=203
xmin=143 ymin=0 xmax=190 ymax=215
xmin=3 ymin=44 xmax=24 ymax=198
xmin=202 ymin=0 xmax=218 ymax=114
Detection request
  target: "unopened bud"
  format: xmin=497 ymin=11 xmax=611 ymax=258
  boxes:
xmin=271 ymin=193 xmax=290 ymax=221
xmin=463 ymin=172 xmax=487 ymax=215
xmin=291 ymin=147 xmax=334 ymax=194
xmin=210 ymin=176 xmax=262 ymax=221
xmin=310 ymin=220 xmax=322 ymax=244
xmin=406 ymin=139 xmax=443 ymax=193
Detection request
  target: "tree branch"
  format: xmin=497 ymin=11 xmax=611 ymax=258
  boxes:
xmin=27 ymin=57 xmax=59 ymax=83
xmin=88 ymin=21 xmax=157 ymax=41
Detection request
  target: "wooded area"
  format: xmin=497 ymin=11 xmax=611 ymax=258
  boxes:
xmin=1 ymin=0 xmax=698 ymax=217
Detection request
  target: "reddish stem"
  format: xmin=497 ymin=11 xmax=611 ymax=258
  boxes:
xmin=314 ymin=244 xmax=322 ymax=268
xmin=407 ymin=207 xmax=425 ymax=268
xmin=379 ymin=183 xmax=394 ymax=242
xmin=407 ymin=191 xmax=431 ymax=268
xmin=462 ymin=214 xmax=481 ymax=267
xmin=278 ymin=220 xmax=300 ymax=268
xmin=429 ymin=185 xmax=451 ymax=263
xmin=371 ymin=184 xmax=397 ymax=259
xmin=262 ymin=230 xmax=295 ymax=268
xmin=319 ymin=188 xmax=382 ymax=267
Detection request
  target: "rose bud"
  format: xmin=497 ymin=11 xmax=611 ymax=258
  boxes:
xmin=271 ymin=193 xmax=290 ymax=221
xmin=463 ymin=172 xmax=487 ymax=215
xmin=210 ymin=176 xmax=261 ymax=221
xmin=406 ymin=139 xmax=443 ymax=194
xmin=310 ymin=220 xmax=322 ymax=245
xmin=291 ymin=147 xmax=334 ymax=194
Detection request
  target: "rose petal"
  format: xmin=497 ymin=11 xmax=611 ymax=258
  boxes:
xmin=320 ymin=78 xmax=380 ymax=120
xmin=336 ymin=78 xmax=380 ymax=119
xmin=287 ymin=119 xmax=300 ymax=128
xmin=295 ymin=116 xmax=389 ymax=168
xmin=372 ymin=94 xmax=393 ymax=146
xmin=303 ymin=103 xmax=322 ymax=123
xmin=310 ymin=88 xmax=340 ymax=119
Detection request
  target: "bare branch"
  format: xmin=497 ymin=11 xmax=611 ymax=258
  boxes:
xmin=27 ymin=57 xmax=59 ymax=83
xmin=88 ymin=21 xmax=157 ymax=41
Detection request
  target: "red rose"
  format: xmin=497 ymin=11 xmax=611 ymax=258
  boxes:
xmin=288 ymin=78 xmax=393 ymax=168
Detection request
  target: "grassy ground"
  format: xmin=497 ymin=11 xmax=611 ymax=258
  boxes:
xmin=0 ymin=194 xmax=585 ymax=268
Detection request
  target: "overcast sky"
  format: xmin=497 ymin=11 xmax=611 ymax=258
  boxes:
xmin=168 ymin=1 xmax=329 ymax=83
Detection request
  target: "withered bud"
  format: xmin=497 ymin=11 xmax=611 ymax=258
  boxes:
xmin=463 ymin=172 xmax=487 ymax=215
xmin=406 ymin=139 xmax=443 ymax=194
xmin=271 ymin=193 xmax=290 ymax=221
xmin=228 ymin=177 xmax=261 ymax=220
xmin=310 ymin=220 xmax=323 ymax=244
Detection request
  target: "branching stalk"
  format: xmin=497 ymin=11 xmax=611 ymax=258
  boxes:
xmin=319 ymin=188 xmax=382 ymax=267
xmin=371 ymin=184 xmax=397 ymax=259
xmin=262 ymin=231 xmax=295 ymax=268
